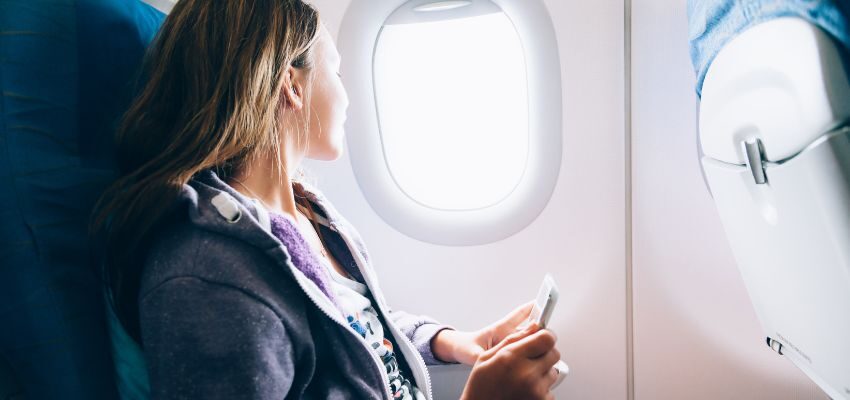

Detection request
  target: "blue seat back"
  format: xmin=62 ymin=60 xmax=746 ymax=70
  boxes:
xmin=0 ymin=1 xmax=163 ymax=398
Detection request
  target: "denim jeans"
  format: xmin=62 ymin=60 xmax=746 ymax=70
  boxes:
xmin=688 ymin=0 xmax=850 ymax=98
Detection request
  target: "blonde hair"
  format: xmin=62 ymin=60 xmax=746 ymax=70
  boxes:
xmin=92 ymin=0 xmax=321 ymax=339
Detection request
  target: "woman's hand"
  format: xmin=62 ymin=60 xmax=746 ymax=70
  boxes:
xmin=431 ymin=301 xmax=534 ymax=365
xmin=460 ymin=323 xmax=560 ymax=400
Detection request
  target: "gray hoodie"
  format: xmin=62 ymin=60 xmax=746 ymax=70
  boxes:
xmin=137 ymin=170 xmax=454 ymax=399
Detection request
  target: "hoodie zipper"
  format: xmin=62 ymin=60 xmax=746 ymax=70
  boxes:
xmin=331 ymin=225 xmax=435 ymax=400
xmin=245 ymin=195 xmax=431 ymax=399
xmin=277 ymin=255 xmax=395 ymax=400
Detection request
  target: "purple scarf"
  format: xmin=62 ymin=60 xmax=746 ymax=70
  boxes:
xmin=267 ymin=211 xmax=341 ymax=308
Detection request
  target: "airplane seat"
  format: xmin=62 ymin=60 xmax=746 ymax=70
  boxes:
xmin=0 ymin=1 xmax=163 ymax=398
xmin=699 ymin=17 xmax=850 ymax=400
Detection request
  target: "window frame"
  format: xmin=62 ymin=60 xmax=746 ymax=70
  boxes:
xmin=338 ymin=0 xmax=562 ymax=245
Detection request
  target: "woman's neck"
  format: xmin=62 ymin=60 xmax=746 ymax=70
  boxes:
xmin=228 ymin=153 xmax=302 ymax=223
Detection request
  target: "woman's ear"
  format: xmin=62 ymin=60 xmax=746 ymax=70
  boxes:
xmin=282 ymin=66 xmax=304 ymax=110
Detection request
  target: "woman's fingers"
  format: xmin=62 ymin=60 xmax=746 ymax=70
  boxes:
xmin=465 ymin=324 xmax=562 ymax=400
xmin=506 ymin=328 xmax=557 ymax=359
xmin=535 ymin=348 xmax=561 ymax=374
xmin=483 ymin=323 xmax=540 ymax=358
xmin=489 ymin=301 xmax=535 ymax=340
xmin=487 ymin=301 xmax=536 ymax=343
xmin=504 ymin=301 xmax=535 ymax=325
xmin=494 ymin=301 xmax=534 ymax=329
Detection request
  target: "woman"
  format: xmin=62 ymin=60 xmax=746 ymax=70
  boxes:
xmin=93 ymin=1 xmax=560 ymax=399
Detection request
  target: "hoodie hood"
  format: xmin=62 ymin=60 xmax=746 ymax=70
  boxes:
xmin=176 ymin=169 xmax=375 ymax=313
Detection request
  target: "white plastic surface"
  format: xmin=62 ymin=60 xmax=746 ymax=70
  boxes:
xmin=552 ymin=360 xmax=569 ymax=389
xmin=700 ymin=17 xmax=850 ymax=400
xmin=700 ymin=18 xmax=850 ymax=164
xmin=533 ymin=274 xmax=559 ymax=329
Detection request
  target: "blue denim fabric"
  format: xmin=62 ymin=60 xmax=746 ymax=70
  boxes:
xmin=688 ymin=0 xmax=850 ymax=97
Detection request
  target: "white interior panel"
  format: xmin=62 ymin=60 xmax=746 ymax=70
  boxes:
xmin=631 ymin=1 xmax=831 ymax=399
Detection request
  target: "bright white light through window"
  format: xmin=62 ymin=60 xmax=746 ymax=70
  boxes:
xmin=373 ymin=12 xmax=529 ymax=210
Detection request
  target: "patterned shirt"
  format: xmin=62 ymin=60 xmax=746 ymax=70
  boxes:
xmin=324 ymin=260 xmax=425 ymax=400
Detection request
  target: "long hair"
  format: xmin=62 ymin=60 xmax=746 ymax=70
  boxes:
xmin=91 ymin=0 xmax=321 ymax=340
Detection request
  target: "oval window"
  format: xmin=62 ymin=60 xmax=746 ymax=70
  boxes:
xmin=339 ymin=0 xmax=561 ymax=245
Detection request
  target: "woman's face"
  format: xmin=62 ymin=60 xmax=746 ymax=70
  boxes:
xmin=287 ymin=26 xmax=349 ymax=162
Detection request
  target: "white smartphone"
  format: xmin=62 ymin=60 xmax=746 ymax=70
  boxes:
xmin=520 ymin=274 xmax=569 ymax=388
xmin=529 ymin=274 xmax=559 ymax=329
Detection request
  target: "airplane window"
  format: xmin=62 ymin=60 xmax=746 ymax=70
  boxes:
xmin=373 ymin=11 xmax=529 ymax=210
xmin=339 ymin=0 xmax=561 ymax=245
